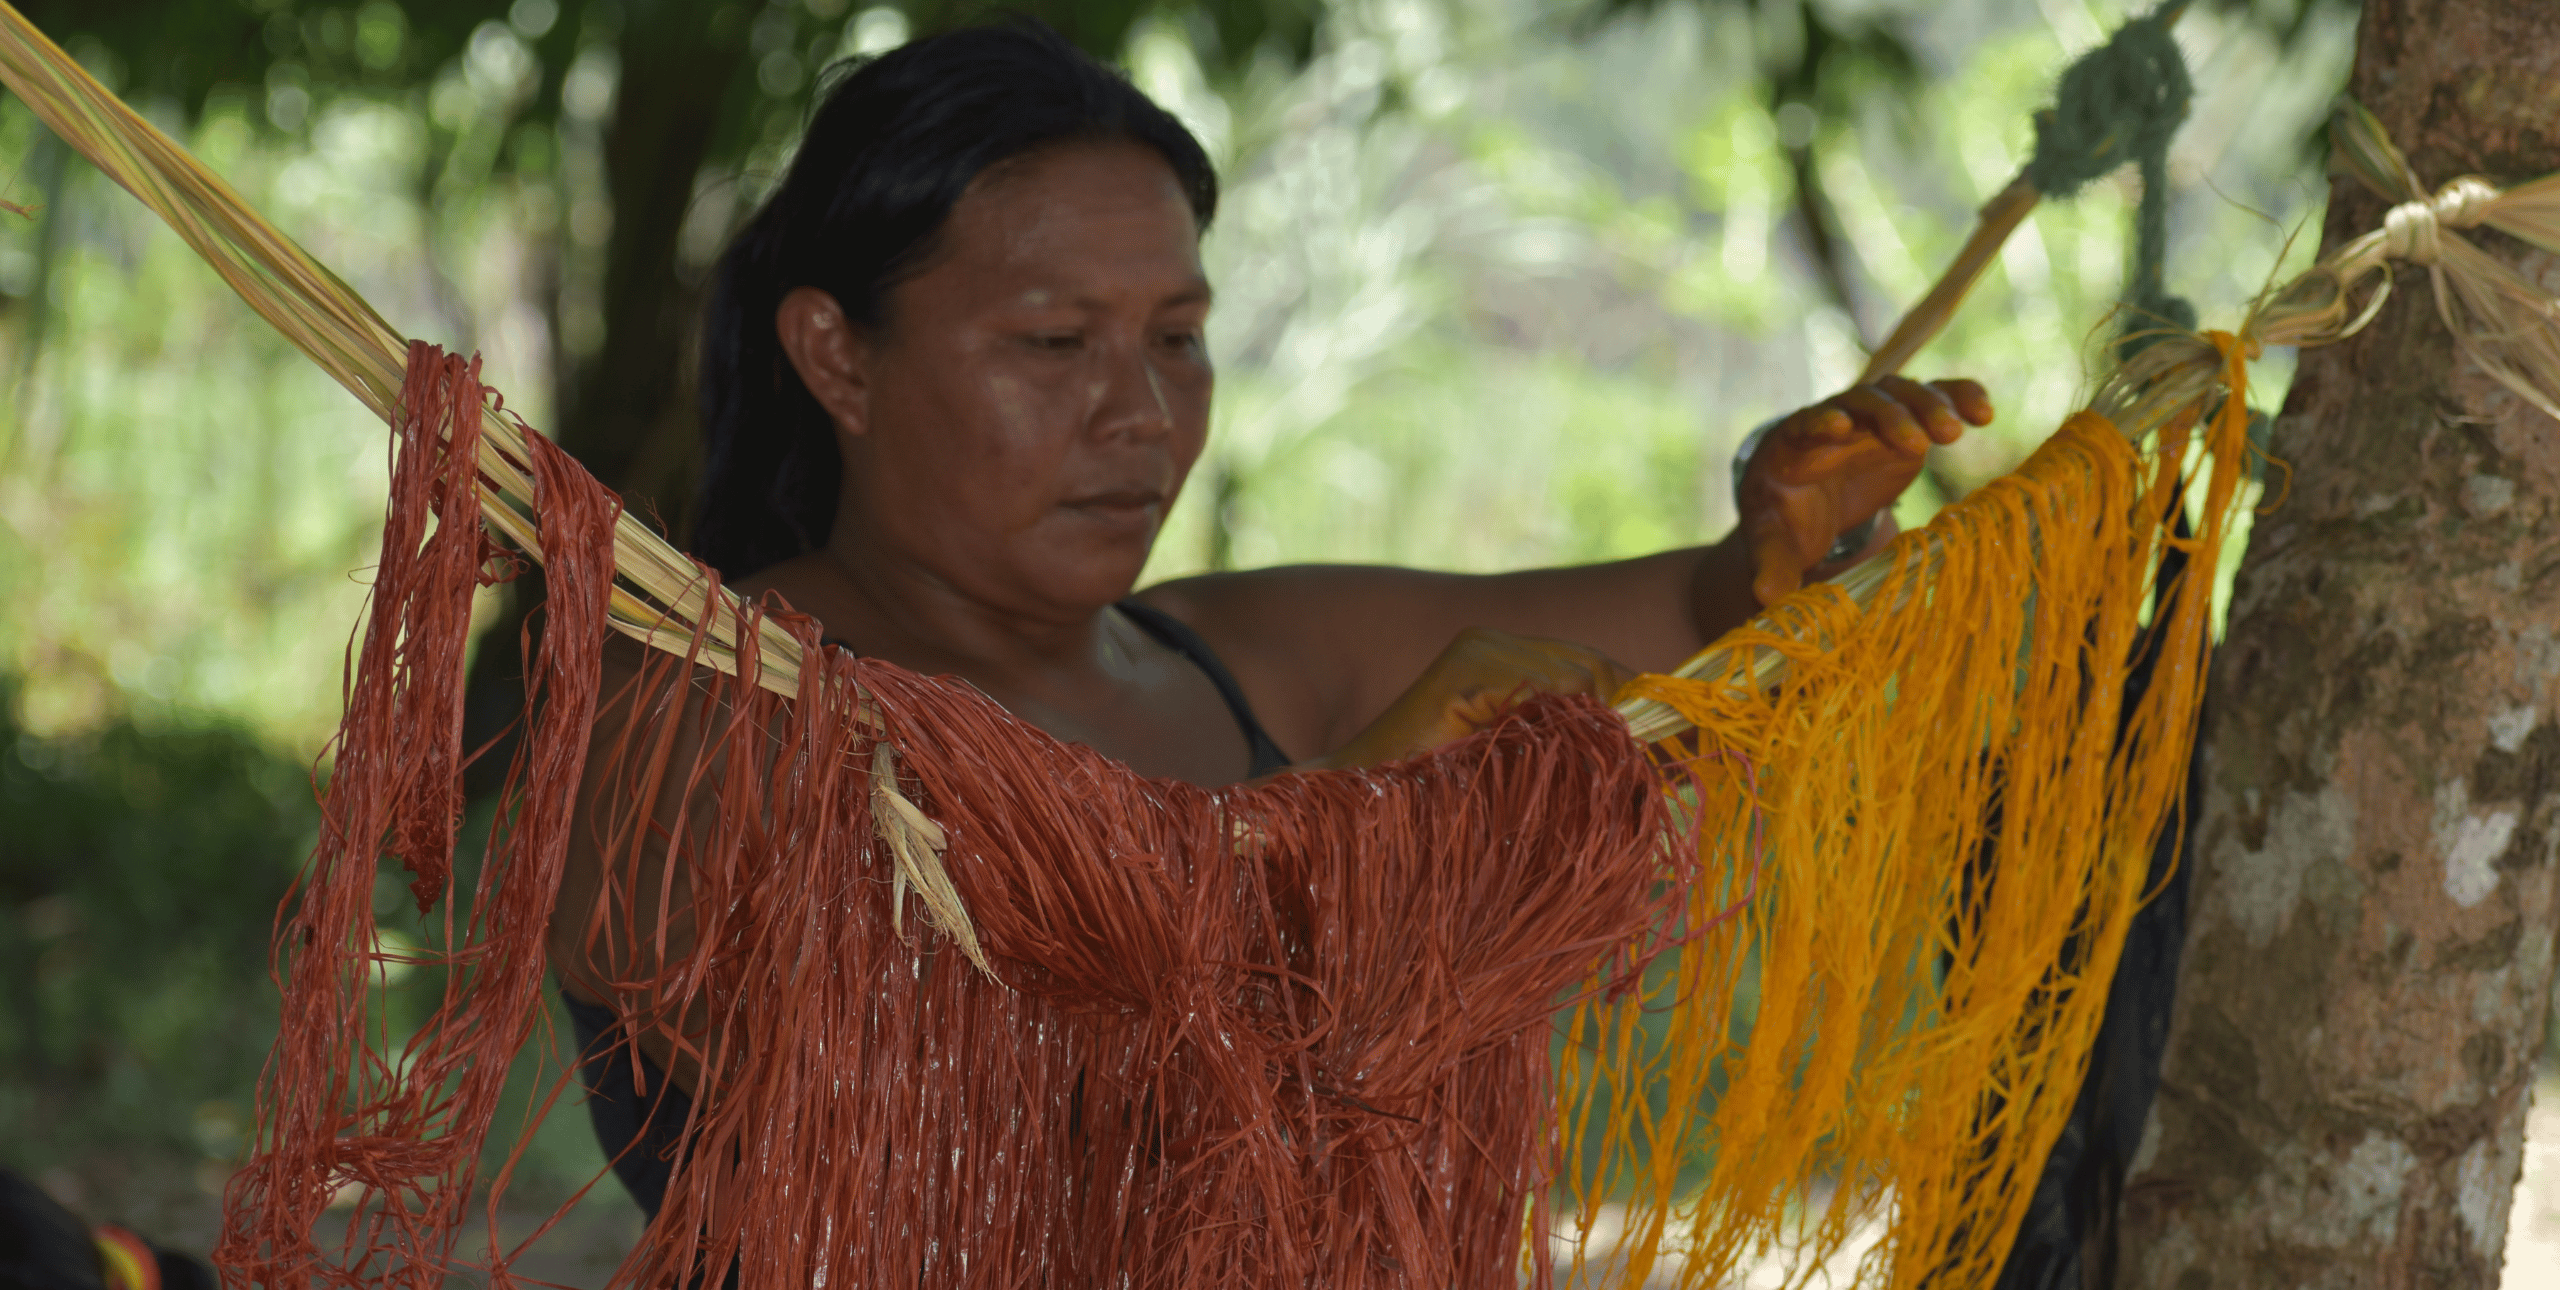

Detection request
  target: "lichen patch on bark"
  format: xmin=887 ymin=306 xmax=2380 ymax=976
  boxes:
xmin=2435 ymin=778 xmax=2519 ymax=908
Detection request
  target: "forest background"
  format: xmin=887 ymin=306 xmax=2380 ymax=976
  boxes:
xmin=0 ymin=0 xmax=2404 ymax=1277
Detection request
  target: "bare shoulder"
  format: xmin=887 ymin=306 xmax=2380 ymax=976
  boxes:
xmin=1134 ymin=564 xmax=1480 ymax=755
xmin=1138 ymin=564 xmax=1464 ymax=635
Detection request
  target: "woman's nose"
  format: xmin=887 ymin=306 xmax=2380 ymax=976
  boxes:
xmin=1089 ymin=340 xmax=1175 ymax=442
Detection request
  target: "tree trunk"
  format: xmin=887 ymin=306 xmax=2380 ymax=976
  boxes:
xmin=458 ymin=0 xmax=750 ymax=795
xmin=558 ymin=0 xmax=750 ymax=527
xmin=2115 ymin=1 xmax=2560 ymax=1285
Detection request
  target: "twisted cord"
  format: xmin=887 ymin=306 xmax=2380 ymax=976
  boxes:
xmin=2021 ymin=5 xmax=2199 ymax=350
xmin=2242 ymin=100 xmax=2560 ymax=421
xmin=1853 ymin=5 xmax=2194 ymax=382
xmin=2022 ymin=8 xmax=2192 ymax=200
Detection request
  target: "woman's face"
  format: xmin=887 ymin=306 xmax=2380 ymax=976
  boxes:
xmin=798 ymin=140 xmax=1213 ymax=620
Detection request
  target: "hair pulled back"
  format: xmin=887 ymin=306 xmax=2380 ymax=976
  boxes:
xmin=693 ymin=20 xmax=1218 ymax=581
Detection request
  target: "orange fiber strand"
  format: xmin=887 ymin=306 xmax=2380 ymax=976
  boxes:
xmin=1560 ymin=356 xmax=2252 ymax=1288
xmin=227 ymin=343 xmax=1685 ymax=1288
xmin=219 ymin=343 xmax=621 ymax=1284
xmin=612 ymin=654 xmax=1675 ymax=1289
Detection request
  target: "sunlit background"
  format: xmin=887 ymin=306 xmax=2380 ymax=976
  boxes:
xmin=0 ymin=0 xmax=2381 ymax=1276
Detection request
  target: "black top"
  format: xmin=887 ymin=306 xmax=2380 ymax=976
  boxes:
xmin=566 ymin=599 xmax=1291 ymax=1217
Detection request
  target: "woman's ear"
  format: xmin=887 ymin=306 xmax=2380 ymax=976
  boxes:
xmin=776 ymin=286 xmax=873 ymax=438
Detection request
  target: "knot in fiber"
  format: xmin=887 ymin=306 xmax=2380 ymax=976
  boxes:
xmin=2023 ymin=11 xmax=2192 ymax=199
xmin=2381 ymin=175 xmax=2500 ymax=266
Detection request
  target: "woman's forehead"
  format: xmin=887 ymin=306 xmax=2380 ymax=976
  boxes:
xmin=931 ymin=141 xmax=1208 ymax=305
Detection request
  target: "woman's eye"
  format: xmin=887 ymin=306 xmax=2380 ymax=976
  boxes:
xmin=1159 ymin=330 xmax=1204 ymax=353
xmin=1027 ymin=332 xmax=1084 ymax=352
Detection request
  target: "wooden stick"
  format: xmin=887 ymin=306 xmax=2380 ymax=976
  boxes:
xmin=1857 ymin=174 xmax=2043 ymax=382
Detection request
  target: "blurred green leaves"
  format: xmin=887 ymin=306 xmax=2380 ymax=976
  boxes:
xmin=0 ymin=679 xmax=310 ymax=1179
xmin=0 ymin=92 xmax=439 ymax=745
xmin=12 ymin=0 xmax=1326 ymax=184
xmin=0 ymin=688 xmax=635 ymax=1229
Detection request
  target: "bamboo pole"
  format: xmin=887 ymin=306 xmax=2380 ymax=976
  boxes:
xmin=0 ymin=1 xmax=821 ymax=703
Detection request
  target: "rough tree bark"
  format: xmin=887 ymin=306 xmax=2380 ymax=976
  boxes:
xmin=2116 ymin=0 xmax=2560 ymax=1285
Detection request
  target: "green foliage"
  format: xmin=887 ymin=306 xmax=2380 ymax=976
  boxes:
xmin=1143 ymin=0 xmax=2349 ymax=586
xmin=13 ymin=0 xmax=501 ymax=113
xmin=17 ymin=0 xmax=1323 ymax=166
xmin=0 ymin=92 xmax=437 ymax=745
xmin=0 ymin=678 xmax=311 ymax=1177
xmin=0 ymin=681 xmax=634 ymax=1227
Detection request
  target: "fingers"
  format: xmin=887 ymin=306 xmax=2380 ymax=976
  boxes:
xmin=1832 ymin=385 xmax=1930 ymax=455
xmin=1318 ymin=629 xmax=1634 ymax=767
xmin=1788 ymin=376 xmax=1990 ymax=460
xmin=1445 ymin=628 xmax=1632 ymax=706
xmin=1737 ymin=377 xmax=1994 ymax=609
xmin=1750 ymin=524 xmax=1805 ymax=607
xmin=1929 ymin=377 xmax=1995 ymax=426
xmin=1789 ymin=403 xmax=1859 ymax=445
xmin=1878 ymin=376 xmax=1978 ymax=447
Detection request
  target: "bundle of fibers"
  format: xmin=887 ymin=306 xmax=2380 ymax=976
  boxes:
xmin=215 ymin=348 xmax=622 ymax=1283
xmin=215 ymin=341 xmax=1684 ymax=1288
xmin=1569 ymin=346 xmax=2256 ymax=1289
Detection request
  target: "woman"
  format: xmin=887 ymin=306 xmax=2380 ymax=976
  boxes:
xmin=553 ymin=18 xmax=1990 ymax=1218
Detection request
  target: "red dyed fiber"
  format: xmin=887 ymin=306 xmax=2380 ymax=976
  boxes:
xmin=220 ymin=345 xmax=1685 ymax=1288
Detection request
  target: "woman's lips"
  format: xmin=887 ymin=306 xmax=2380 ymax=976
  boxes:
xmin=1062 ymin=489 xmax=1165 ymax=530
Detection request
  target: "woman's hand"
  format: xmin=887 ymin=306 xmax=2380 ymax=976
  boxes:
xmin=1738 ymin=376 xmax=1993 ymax=606
xmin=1302 ymin=627 xmax=1628 ymax=772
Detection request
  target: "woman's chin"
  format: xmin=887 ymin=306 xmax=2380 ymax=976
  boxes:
xmin=1021 ymin=546 xmax=1157 ymax=611
xmin=1032 ymin=514 xmax=1161 ymax=597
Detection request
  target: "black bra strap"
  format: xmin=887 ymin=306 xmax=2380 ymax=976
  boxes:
xmin=820 ymin=608 xmax=1293 ymax=778
xmin=1114 ymin=600 xmax=1295 ymax=778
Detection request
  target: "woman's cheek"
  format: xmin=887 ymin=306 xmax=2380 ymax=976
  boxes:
xmin=974 ymin=366 xmax=1083 ymax=462
xmin=1167 ymin=360 xmax=1214 ymax=452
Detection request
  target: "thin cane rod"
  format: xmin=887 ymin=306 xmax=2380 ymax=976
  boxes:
xmin=1857 ymin=177 xmax=2042 ymax=382
xmin=0 ymin=0 xmax=834 ymax=703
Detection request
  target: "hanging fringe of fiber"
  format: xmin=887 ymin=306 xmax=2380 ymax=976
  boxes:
xmin=1565 ymin=96 xmax=2560 ymax=1287
xmin=217 ymin=346 xmax=622 ymax=1285
xmin=1564 ymin=368 xmax=2245 ymax=1290
xmin=219 ymin=337 xmax=1684 ymax=1286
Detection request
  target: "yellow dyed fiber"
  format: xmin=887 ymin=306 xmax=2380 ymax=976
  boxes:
xmin=1563 ymin=342 xmax=2255 ymax=1288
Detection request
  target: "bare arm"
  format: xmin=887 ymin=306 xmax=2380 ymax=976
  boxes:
xmin=1139 ymin=377 xmax=1987 ymax=759
xmin=1137 ymin=537 xmax=1754 ymax=758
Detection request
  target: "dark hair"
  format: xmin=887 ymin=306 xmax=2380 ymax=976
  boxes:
xmin=691 ymin=19 xmax=1219 ymax=581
